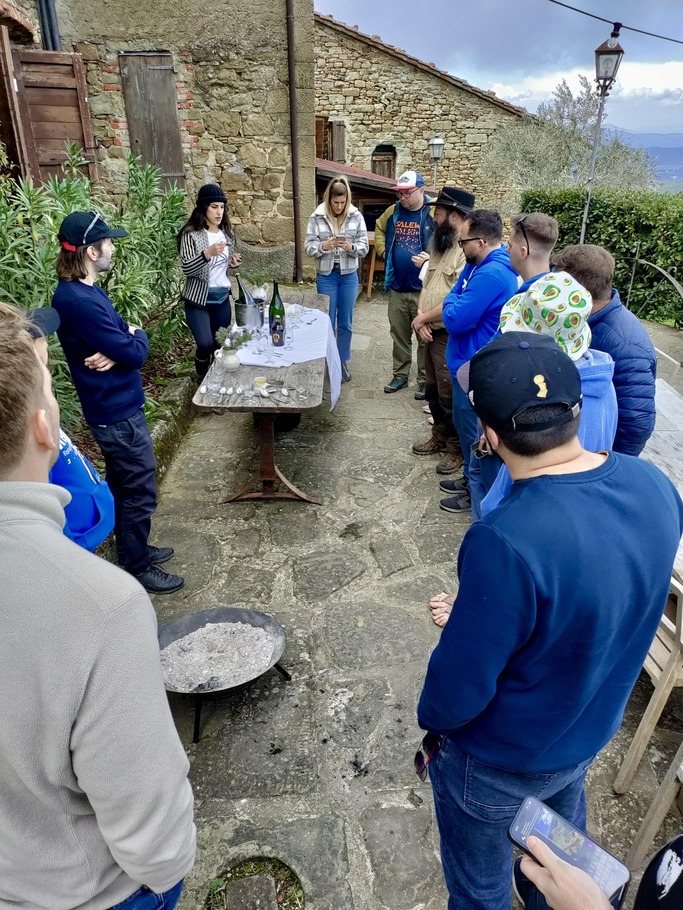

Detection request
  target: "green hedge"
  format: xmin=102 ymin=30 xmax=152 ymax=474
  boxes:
xmin=520 ymin=188 xmax=683 ymax=326
xmin=0 ymin=146 xmax=189 ymax=429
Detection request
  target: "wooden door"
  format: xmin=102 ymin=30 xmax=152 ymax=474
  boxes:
xmin=7 ymin=40 xmax=98 ymax=182
xmin=0 ymin=26 xmax=29 ymax=178
xmin=119 ymin=52 xmax=185 ymax=187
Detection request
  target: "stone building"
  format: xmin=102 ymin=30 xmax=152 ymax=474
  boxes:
xmin=0 ymin=0 xmax=316 ymax=275
xmin=314 ymin=14 xmax=527 ymax=205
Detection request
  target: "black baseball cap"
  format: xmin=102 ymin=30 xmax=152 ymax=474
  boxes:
xmin=465 ymin=332 xmax=582 ymax=433
xmin=58 ymin=211 xmax=128 ymax=251
xmin=26 ymin=307 xmax=60 ymax=339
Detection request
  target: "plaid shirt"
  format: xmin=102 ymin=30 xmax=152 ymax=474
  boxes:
xmin=305 ymin=204 xmax=369 ymax=275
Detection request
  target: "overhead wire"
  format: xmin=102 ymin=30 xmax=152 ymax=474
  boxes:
xmin=546 ymin=0 xmax=683 ymax=46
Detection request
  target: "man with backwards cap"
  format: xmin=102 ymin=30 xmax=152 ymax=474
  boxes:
xmin=416 ymin=332 xmax=683 ymax=910
xmin=51 ymin=212 xmax=183 ymax=594
xmin=374 ymin=169 xmax=434 ymax=398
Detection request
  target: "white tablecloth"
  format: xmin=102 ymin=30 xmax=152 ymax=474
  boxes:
xmin=237 ymin=308 xmax=342 ymax=408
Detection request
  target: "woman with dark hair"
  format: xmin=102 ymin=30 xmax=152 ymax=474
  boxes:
xmin=178 ymin=183 xmax=241 ymax=377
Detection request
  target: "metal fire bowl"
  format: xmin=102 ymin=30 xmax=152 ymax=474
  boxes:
xmin=158 ymin=606 xmax=287 ymax=697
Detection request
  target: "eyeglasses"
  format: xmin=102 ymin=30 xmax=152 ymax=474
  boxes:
xmin=414 ymin=732 xmax=441 ymax=781
xmin=514 ymin=215 xmax=531 ymax=253
xmin=457 ymin=237 xmax=482 ymax=247
xmin=396 ymin=187 xmax=419 ymax=197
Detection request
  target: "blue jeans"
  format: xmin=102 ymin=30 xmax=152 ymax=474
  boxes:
xmin=109 ymin=880 xmax=183 ymax=910
xmin=316 ymin=267 xmax=359 ymax=363
xmin=429 ymin=737 xmax=594 ymax=910
xmin=468 ymin=450 xmax=503 ymax=521
xmin=451 ymin=382 xmax=481 ymax=485
xmin=88 ymin=409 xmax=157 ymax=576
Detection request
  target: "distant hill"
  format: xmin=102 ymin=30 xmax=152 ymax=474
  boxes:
xmin=609 ymin=127 xmax=683 ymax=190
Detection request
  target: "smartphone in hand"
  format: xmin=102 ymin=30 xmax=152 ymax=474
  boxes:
xmin=509 ymin=797 xmax=630 ymax=909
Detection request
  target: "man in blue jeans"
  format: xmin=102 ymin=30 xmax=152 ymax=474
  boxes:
xmin=52 ymin=212 xmax=183 ymax=594
xmin=418 ymin=333 xmax=683 ymax=910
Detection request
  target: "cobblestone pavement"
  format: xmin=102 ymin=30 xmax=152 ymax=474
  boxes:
xmin=151 ymin=294 xmax=682 ymax=910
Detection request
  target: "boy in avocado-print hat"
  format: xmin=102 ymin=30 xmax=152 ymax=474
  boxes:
xmin=480 ymin=271 xmax=618 ymax=516
xmin=499 ymin=271 xmax=593 ymax=360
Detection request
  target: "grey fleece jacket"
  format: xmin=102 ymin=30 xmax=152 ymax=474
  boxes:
xmin=0 ymin=482 xmax=195 ymax=910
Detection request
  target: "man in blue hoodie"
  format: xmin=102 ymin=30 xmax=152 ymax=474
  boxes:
xmin=417 ymin=333 xmax=683 ymax=910
xmin=553 ymin=243 xmax=657 ymax=456
xmin=439 ymin=210 xmax=518 ymax=512
xmin=52 ymin=212 xmax=183 ymax=594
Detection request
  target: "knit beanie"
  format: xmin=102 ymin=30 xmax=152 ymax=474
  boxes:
xmin=197 ymin=183 xmax=227 ymax=205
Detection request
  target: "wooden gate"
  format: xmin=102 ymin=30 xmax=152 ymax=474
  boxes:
xmin=0 ymin=26 xmax=97 ymax=182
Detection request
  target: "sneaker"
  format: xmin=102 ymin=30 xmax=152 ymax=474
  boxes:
xmin=439 ymin=477 xmax=468 ymax=494
xmin=414 ymin=383 xmax=426 ymax=401
xmin=439 ymin=492 xmax=471 ymax=513
xmin=341 ymin=362 xmax=352 ymax=383
xmin=135 ymin=564 xmax=185 ymax=594
xmin=436 ymin=452 xmax=465 ymax=475
xmin=384 ymin=377 xmax=408 ymax=393
xmin=422 ymin=404 xmax=431 ymax=414
xmin=148 ymin=545 xmax=174 ymax=565
xmin=412 ymin=436 xmax=447 ymax=456
xmin=512 ymin=857 xmax=532 ymax=908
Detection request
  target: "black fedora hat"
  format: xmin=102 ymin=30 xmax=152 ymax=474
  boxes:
xmin=426 ymin=187 xmax=475 ymax=215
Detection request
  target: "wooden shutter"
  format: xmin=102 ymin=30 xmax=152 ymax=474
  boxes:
xmin=119 ymin=52 xmax=185 ymax=187
xmin=9 ymin=44 xmax=98 ymax=182
xmin=0 ymin=26 xmax=29 ymax=178
xmin=330 ymin=121 xmax=346 ymax=163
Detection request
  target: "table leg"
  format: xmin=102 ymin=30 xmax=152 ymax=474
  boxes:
xmin=225 ymin=413 xmax=322 ymax=504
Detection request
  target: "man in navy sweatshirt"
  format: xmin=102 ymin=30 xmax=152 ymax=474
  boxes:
xmin=52 ymin=212 xmax=183 ymax=594
xmin=417 ymin=332 xmax=683 ymax=910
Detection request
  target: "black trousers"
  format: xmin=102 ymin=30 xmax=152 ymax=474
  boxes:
xmin=184 ymin=293 xmax=232 ymax=374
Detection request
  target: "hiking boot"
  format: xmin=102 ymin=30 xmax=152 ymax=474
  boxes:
xmin=412 ymin=436 xmax=447 ymax=456
xmin=341 ymin=362 xmax=352 ymax=382
xmin=439 ymin=493 xmax=472 ymax=513
xmin=439 ymin=477 xmax=469 ymax=494
xmin=384 ymin=377 xmax=408 ymax=393
xmin=436 ymin=451 xmax=465 ymax=475
xmin=414 ymin=383 xmax=426 ymax=400
xmin=148 ymin=545 xmax=174 ymax=565
xmin=135 ymin=564 xmax=185 ymax=594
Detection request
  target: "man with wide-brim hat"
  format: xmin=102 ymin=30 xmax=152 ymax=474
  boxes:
xmin=410 ymin=187 xmax=474 ymax=475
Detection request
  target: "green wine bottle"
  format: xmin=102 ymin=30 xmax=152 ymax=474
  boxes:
xmin=236 ymin=274 xmax=258 ymax=328
xmin=269 ymin=281 xmax=286 ymax=347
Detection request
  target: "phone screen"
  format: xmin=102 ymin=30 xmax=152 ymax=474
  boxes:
xmin=509 ymin=797 xmax=630 ymax=902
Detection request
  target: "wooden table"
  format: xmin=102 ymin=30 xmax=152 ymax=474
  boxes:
xmin=192 ymin=292 xmax=331 ymax=504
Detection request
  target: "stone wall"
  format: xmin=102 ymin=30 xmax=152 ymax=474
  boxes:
xmin=1 ymin=0 xmax=40 ymax=41
xmin=54 ymin=0 xmax=316 ymax=273
xmin=315 ymin=17 xmax=524 ymax=206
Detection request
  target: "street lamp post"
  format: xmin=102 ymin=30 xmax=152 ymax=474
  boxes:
xmin=579 ymin=24 xmax=625 ymax=244
xmin=428 ymin=137 xmax=445 ymax=190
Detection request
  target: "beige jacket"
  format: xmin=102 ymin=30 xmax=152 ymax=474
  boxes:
xmin=420 ymin=244 xmax=466 ymax=330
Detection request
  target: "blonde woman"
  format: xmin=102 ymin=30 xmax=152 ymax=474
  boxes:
xmin=305 ymin=176 xmax=368 ymax=381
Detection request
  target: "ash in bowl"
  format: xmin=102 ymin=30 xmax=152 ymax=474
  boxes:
xmin=161 ymin=621 xmax=275 ymax=693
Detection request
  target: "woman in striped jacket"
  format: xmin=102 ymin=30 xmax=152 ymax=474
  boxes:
xmin=305 ymin=176 xmax=368 ymax=382
xmin=177 ymin=183 xmax=241 ymax=378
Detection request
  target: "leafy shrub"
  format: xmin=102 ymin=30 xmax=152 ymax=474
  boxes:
xmin=521 ymin=187 xmax=683 ymax=326
xmin=0 ymin=145 xmax=189 ymax=429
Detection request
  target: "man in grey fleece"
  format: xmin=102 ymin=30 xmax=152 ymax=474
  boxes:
xmin=0 ymin=301 xmax=195 ymax=909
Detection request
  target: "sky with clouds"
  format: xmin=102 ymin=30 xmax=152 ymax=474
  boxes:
xmin=314 ymin=0 xmax=683 ymax=135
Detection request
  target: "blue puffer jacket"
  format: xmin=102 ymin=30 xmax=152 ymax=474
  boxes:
xmin=589 ymin=289 xmax=657 ymax=456
xmin=376 ymin=201 xmax=434 ymax=292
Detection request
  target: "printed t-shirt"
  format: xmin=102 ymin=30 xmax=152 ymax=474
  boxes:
xmin=391 ymin=208 xmax=423 ymax=292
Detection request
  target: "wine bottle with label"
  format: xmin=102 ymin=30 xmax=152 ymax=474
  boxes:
xmin=269 ymin=281 xmax=286 ymax=347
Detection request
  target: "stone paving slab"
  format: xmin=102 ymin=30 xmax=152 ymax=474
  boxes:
xmin=151 ymin=295 xmax=683 ymax=910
